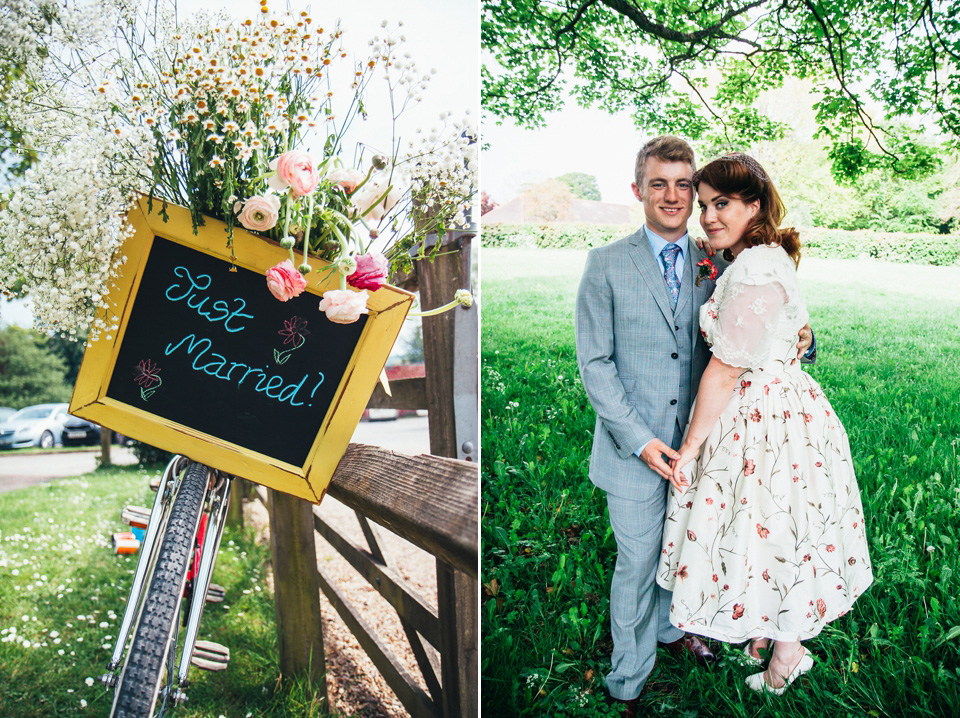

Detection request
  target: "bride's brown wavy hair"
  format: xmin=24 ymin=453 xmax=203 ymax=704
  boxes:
xmin=693 ymin=154 xmax=801 ymax=267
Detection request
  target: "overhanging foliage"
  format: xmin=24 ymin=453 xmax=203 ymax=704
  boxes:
xmin=483 ymin=0 xmax=960 ymax=181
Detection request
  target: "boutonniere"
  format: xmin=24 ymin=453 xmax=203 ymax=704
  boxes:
xmin=695 ymin=258 xmax=719 ymax=286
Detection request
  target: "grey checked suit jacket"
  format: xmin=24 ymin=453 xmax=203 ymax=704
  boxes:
xmin=574 ymin=228 xmax=721 ymax=501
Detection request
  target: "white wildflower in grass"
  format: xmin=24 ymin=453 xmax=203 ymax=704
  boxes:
xmin=85 ymin=677 xmax=94 ymax=686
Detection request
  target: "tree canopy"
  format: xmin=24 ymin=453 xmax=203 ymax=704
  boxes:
xmin=0 ymin=326 xmax=72 ymax=408
xmin=556 ymin=171 xmax=602 ymax=200
xmin=482 ymin=0 xmax=960 ymax=181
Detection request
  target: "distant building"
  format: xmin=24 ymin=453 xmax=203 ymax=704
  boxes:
xmin=482 ymin=197 xmax=633 ymax=225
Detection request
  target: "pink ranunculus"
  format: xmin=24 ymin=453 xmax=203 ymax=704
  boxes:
xmin=350 ymin=177 xmax=402 ymax=220
xmin=347 ymin=252 xmax=389 ymax=291
xmin=318 ymin=289 xmax=370 ymax=324
xmin=327 ymin=167 xmax=365 ymax=194
xmin=233 ymin=194 xmax=281 ymax=232
xmin=268 ymin=150 xmax=320 ymax=197
xmin=266 ymin=259 xmax=307 ymax=301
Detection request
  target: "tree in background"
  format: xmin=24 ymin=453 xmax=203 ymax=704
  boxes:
xmin=47 ymin=329 xmax=88 ymax=385
xmin=396 ymin=325 xmax=425 ymax=365
xmin=481 ymin=191 xmax=499 ymax=215
xmin=483 ymin=0 xmax=957 ymax=181
xmin=521 ymin=178 xmax=574 ymax=221
xmin=555 ymin=171 xmax=601 ymax=201
xmin=745 ymin=136 xmax=960 ymax=233
xmin=0 ymin=326 xmax=72 ymax=408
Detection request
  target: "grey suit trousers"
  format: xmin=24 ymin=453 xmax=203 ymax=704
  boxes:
xmin=605 ymin=427 xmax=684 ymax=701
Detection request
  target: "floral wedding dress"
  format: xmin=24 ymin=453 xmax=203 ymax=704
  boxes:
xmin=657 ymin=244 xmax=873 ymax=642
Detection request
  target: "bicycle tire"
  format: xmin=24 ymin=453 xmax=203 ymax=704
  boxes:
xmin=110 ymin=462 xmax=209 ymax=718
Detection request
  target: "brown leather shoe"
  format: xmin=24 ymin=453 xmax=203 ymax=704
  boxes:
xmin=659 ymin=633 xmax=717 ymax=665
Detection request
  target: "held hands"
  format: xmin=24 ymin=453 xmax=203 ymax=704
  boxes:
xmin=796 ymin=324 xmax=813 ymax=359
xmin=639 ymin=439 xmax=680 ymax=482
xmin=668 ymin=443 xmax=697 ymax=493
xmin=640 ymin=438 xmax=695 ymax=493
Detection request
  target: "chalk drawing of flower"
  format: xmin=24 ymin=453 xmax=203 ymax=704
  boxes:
xmin=134 ymin=359 xmax=162 ymax=400
xmin=274 ymin=316 xmax=309 ymax=364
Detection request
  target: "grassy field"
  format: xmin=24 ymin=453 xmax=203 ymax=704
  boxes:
xmin=0 ymin=464 xmax=329 ymax=717
xmin=481 ymin=248 xmax=960 ymax=717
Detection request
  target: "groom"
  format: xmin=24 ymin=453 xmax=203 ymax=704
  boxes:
xmin=575 ymin=136 xmax=814 ymax=714
xmin=574 ymin=135 xmax=716 ymax=715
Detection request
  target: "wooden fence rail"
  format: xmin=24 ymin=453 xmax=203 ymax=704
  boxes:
xmin=255 ymin=439 xmax=478 ymax=717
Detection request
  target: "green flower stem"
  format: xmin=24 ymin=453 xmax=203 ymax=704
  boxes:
xmin=331 ymin=222 xmax=350 ymax=291
xmin=407 ymin=290 xmax=473 ymax=318
xmin=347 ymin=165 xmax=377 ymax=197
xmin=359 ymin=184 xmax=395 ymax=219
xmin=282 ymin=193 xmax=295 ymax=264
xmin=302 ymin=193 xmax=315 ymax=269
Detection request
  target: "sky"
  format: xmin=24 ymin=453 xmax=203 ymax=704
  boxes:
xmin=2 ymin=0 xmax=479 ymax=330
xmin=483 ymin=108 xmax=643 ymax=207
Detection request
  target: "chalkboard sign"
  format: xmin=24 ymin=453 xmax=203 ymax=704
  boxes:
xmin=70 ymin=196 xmax=413 ymax=503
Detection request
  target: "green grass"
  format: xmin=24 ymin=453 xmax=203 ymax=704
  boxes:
xmin=0 ymin=446 xmax=104 ymax=455
xmin=481 ymin=251 xmax=960 ymax=717
xmin=0 ymin=464 xmax=331 ymax=717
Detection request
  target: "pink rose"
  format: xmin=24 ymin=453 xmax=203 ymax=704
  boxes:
xmin=347 ymin=252 xmax=389 ymax=291
xmin=233 ymin=194 xmax=281 ymax=232
xmin=269 ymin=150 xmax=320 ymax=197
xmin=351 ymin=177 xmax=402 ymax=220
xmin=319 ymin=289 xmax=370 ymax=324
xmin=328 ymin=167 xmax=365 ymax=193
xmin=266 ymin=259 xmax=307 ymax=301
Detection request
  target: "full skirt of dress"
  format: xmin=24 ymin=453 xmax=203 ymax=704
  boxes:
xmin=656 ymin=363 xmax=873 ymax=642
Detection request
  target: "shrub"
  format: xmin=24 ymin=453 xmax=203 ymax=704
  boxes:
xmin=481 ymin=223 xmax=630 ymax=249
xmin=800 ymin=227 xmax=960 ymax=265
xmin=482 ymin=223 xmax=960 ymax=265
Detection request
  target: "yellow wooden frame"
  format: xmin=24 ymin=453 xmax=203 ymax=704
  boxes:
xmin=70 ymin=195 xmax=413 ymax=503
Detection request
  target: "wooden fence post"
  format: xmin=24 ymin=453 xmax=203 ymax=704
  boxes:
xmin=226 ymin=477 xmax=245 ymax=527
xmin=415 ymin=231 xmax=478 ymax=718
xmin=100 ymin=428 xmax=112 ymax=467
xmin=268 ymin=488 xmax=328 ymax=702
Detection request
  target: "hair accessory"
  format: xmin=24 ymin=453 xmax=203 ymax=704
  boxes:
xmin=716 ymin=152 xmax=769 ymax=182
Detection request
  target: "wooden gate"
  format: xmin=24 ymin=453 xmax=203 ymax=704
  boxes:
xmin=241 ymin=230 xmax=478 ymax=717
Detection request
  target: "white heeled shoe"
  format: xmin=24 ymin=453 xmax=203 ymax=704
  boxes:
xmin=738 ymin=641 xmax=765 ymax=667
xmin=745 ymin=648 xmax=815 ymax=695
xmin=733 ymin=639 xmax=773 ymax=668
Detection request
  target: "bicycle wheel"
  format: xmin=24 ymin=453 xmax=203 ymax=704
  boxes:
xmin=111 ymin=462 xmax=209 ymax=718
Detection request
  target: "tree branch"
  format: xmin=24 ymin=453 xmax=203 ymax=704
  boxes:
xmin=598 ymin=0 xmax=765 ymax=48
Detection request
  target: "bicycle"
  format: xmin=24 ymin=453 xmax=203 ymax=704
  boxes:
xmin=100 ymin=455 xmax=234 ymax=718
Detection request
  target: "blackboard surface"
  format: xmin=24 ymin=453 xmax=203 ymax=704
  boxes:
xmin=107 ymin=236 xmax=367 ymax=466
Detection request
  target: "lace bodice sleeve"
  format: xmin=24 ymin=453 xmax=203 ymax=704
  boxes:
xmin=700 ymin=247 xmax=796 ymax=369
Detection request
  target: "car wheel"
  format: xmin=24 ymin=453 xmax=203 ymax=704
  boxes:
xmin=39 ymin=431 xmax=54 ymax=449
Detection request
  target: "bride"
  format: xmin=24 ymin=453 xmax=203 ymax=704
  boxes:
xmin=656 ymin=153 xmax=873 ymax=694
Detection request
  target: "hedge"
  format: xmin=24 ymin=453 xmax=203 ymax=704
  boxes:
xmin=481 ymin=223 xmax=960 ymax=266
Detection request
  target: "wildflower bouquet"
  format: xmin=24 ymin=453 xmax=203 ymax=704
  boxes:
xmin=0 ymin=0 xmax=476 ymax=339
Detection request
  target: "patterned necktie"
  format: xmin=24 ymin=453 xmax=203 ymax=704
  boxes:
xmin=661 ymin=243 xmax=681 ymax=309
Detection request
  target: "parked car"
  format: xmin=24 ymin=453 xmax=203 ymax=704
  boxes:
xmin=0 ymin=403 xmax=70 ymax=449
xmin=60 ymin=417 xmax=134 ymax=447
xmin=60 ymin=415 xmax=102 ymax=446
xmin=363 ymin=408 xmax=399 ymax=421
